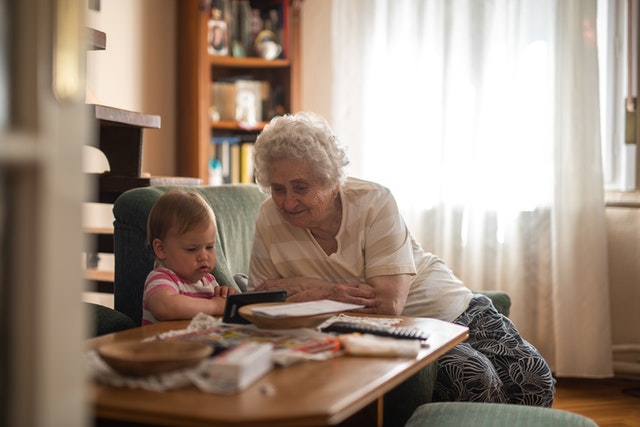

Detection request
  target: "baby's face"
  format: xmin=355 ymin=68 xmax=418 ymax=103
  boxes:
xmin=156 ymin=221 xmax=217 ymax=283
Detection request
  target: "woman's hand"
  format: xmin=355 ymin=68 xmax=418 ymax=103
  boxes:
xmin=257 ymin=276 xmax=330 ymax=297
xmin=255 ymin=274 xmax=411 ymax=316
xmin=255 ymin=277 xmax=379 ymax=310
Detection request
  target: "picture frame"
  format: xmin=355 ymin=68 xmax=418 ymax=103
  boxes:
xmin=208 ymin=19 xmax=229 ymax=56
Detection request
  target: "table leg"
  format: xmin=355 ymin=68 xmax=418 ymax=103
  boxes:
xmin=336 ymin=397 xmax=382 ymax=427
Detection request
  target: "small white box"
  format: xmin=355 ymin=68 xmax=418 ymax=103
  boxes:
xmin=202 ymin=342 xmax=273 ymax=394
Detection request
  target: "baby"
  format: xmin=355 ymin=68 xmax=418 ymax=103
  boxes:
xmin=142 ymin=189 xmax=238 ymax=324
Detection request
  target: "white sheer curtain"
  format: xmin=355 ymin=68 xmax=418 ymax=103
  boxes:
xmin=330 ymin=0 xmax=612 ymax=377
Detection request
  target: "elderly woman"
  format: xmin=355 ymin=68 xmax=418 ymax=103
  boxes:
xmin=248 ymin=111 xmax=555 ymax=406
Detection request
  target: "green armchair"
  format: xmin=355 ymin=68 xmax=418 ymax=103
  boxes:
xmin=113 ymin=184 xmax=267 ymax=326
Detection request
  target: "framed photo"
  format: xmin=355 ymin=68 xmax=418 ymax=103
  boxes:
xmin=208 ymin=20 xmax=229 ymax=56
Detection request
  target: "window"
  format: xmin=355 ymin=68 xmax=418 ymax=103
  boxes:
xmin=599 ymin=0 xmax=636 ymax=190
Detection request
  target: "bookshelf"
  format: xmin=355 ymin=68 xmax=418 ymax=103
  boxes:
xmin=177 ymin=0 xmax=302 ymax=184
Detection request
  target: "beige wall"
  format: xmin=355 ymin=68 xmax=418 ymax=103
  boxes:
xmin=299 ymin=0 xmax=333 ymax=121
xmin=86 ymin=0 xmax=176 ymax=177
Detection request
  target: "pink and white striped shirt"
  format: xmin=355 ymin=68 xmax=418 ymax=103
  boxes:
xmin=142 ymin=266 xmax=219 ymax=325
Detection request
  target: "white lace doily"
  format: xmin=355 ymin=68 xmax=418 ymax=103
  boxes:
xmin=87 ymin=313 xmax=344 ymax=393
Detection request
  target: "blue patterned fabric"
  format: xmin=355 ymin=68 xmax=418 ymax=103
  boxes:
xmin=433 ymin=294 xmax=556 ymax=407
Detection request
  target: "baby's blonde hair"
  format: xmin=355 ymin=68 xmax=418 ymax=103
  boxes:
xmin=147 ymin=189 xmax=216 ymax=247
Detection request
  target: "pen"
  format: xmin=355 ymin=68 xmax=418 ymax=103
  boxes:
xmin=294 ymin=338 xmax=341 ymax=354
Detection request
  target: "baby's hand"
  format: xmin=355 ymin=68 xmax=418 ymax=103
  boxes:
xmin=214 ymin=285 xmax=238 ymax=298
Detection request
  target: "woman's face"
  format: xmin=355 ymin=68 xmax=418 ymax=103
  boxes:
xmin=269 ymin=158 xmax=338 ymax=230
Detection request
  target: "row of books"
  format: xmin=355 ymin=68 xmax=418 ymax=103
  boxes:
xmin=209 ymin=136 xmax=255 ymax=185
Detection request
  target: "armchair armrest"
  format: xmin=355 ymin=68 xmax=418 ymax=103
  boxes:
xmin=475 ymin=290 xmax=511 ymax=317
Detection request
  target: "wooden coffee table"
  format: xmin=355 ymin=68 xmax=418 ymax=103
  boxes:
xmin=88 ymin=316 xmax=468 ymax=427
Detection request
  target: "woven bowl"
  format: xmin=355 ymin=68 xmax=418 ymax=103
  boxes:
xmin=97 ymin=340 xmax=212 ymax=377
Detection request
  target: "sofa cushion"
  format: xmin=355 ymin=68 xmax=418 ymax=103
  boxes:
xmin=86 ymin=303 xmax=136 ymax=337
xmin=113 ymin=184 xmax=267 ymax=326
xmin=404 ymin=402 xmax=597 ymax=427
xmin=475 ymin=290 xmax=511 ymax=317
xmin=384 ymin=364 xmax=438 ymax=427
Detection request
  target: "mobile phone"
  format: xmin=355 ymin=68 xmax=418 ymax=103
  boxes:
xmin=222 ymin=290 xmax=287 ymax=324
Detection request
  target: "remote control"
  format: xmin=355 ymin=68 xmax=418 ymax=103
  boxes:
xmin=321 ymin=321 xmax=429 ymax=341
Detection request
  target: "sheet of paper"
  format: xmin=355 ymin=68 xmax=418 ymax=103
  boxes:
xmin=249 ymin=300 xmax=364 ymax=318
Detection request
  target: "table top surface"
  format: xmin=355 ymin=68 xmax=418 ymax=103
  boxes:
xmin=87 ymin=316 xmax=468 ymax=427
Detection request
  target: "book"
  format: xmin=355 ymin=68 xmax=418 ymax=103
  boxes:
xmin=196 ymin=342 xmax=273 ymax=394
xmin=230 ymin=143 xmax=240 ymax=183
xmin=229 ymin=0 xmax=253 ymax=57
xmin=240 ymin=142 xmax=254 ymax=183
xmin=212 ymin=136 xmax=241 ymax=183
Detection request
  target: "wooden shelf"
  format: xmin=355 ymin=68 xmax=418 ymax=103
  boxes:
xmin=84 ymin=226 xmax=114 ymax=235
xmin=605 ymin=190 xmax=640 ymax=208
xmin=210 ymin=56 xmax=290 ymax=68
xmin=211 ymin=121 xmax=266 ymax=131
xmin=89 ymin=104 xmax=161 ymax=179
xmin=84 ymin=225 xmax=114 ymax=254
xmin=87 ymin=174 xmax=202 ymax=204
xmin=87 ymin=28 xmax=106 ymax=50
xmin=92 ymin=104 xmax=161 ymax=129
xmin=84 ymin=269 xmax=114 ymax=283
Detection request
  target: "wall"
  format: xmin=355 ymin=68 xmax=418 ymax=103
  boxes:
xmin=86 ymin=0 xmax=176 ymax=177
xmin=299 ymin=0 xmax=333 ymax=122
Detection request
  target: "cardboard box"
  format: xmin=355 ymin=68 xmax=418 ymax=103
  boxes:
xmin=198 ymin=342 xmax=273 ymax=394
